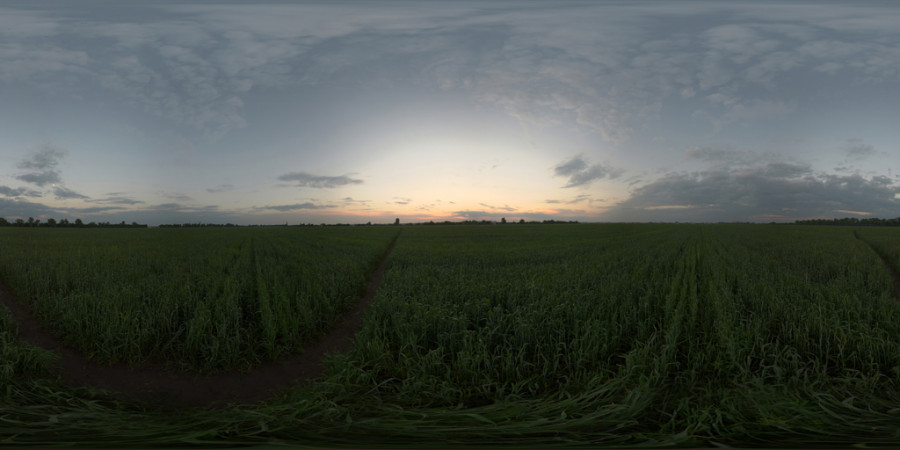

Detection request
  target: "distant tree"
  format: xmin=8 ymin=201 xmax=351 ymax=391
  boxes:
xmin=501 ymin=217 xmax=506 ymax=224
xmin=15 ymin=218 xmax=24 ymax=226
xmin=74 ymin=218 xmax=84 ymax=227
xmin=394 ymin=218 xmax=400 ymax=226
xmin=59 ymin=218 xmax=69 ymax=227
xmin=46 ymin=218 xmax=57 ymax=227
xmin=519 ymin=219 xmax=525 ymax=224
xmin=0 ymin=217 xmax=8 ymax=227
xmin=27 ymin=217 xmax=36 ymax=227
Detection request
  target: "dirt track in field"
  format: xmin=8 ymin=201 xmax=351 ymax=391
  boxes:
xmin=854 ymin=231 xmax=900 ymax=301
xmin=0 ymin=235 xmax=398 ymax=410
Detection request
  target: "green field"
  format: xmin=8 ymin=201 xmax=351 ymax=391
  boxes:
xmin=2 ymin=224 xmax=900 ymax=447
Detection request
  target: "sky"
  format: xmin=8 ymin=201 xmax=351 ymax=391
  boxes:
xmin=1 ymin=0 xmax=899 ymax=225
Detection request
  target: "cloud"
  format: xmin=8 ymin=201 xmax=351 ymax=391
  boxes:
xmin=254 ymin=202 xmax=334 ymax=211
xmin=0 ymin=185 xmax=41 ymax=198
xmin=546 ymin=194 xmax=596 ymax=208
xmin=451 ymin=209 xmax=589 ymax=222
xmin=206 ymin=184 xmax=235 ymax=193
xmin=0 ymin=197 xmax=57 ymax=218
xmin=159 ymin=192 xmax=192 ymax=201
xmin=15 ymin=171 xmax=60 ymax=187
xmin=17 ymin=145 xmax=65 ymax=170
xmin=479 ymin=202 xmax=515 ymax=212
xmin=554 ymin=155 xmax=622 ymax=188
xmin=15 ymin=144 xmax=66 ymax=187
xmin=5 ymin=3 xmax=900 ymax=146
xmin=89 ymin=196 xmax=145 ymax=205
xmin=62 ymin=206 xmax=127 ymax=214
xmin=686 ymin=146 xmax=764 ymax=165
xmin=451 ymin=210 xmax=495 ymax=220
xmin=842 ymin=142 xmax=876 ymax=160
xmin=53 ymin=186 xmax=88 ymax=200
xmin=393 ymin=197 xmax=411 ymax=205
xmin=604 ymin=164 xmax=899 ymax=222
xmin=278 ymin=172 xmax=363 ymax=189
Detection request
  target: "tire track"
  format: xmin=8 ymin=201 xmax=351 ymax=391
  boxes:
xmin=0 ymin=234 xmax=399 ymax=409
xmin=853 ymin=230 xmax=900 ymax=301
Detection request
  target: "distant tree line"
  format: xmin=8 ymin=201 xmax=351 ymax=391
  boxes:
xmin=0 ymin=217 xmax=147 ymax=228
xmin=795 ymin=217 xmax=900 ymax=226
xmin=412 ymin=219 xmax=580 ymax=226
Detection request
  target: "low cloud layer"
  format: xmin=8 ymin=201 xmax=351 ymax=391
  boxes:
xmin=0 ymin=185 xmax=41 ymax=198
xmin=89 ymin=195 xmax=144 ymax=205
xmin=254 ymin=202 xmax=334 ymax=212
xmin=604 ymin=163 xmax=900 ymax=222
xmin=278 ymin=172 xmax=363 ymax=189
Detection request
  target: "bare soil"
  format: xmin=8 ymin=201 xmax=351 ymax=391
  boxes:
xmin=0 ymin=237 xmax=398 ymax=410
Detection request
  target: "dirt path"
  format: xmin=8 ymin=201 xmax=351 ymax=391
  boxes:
xmin=0 ymin=235 xmax=398 ymax=410
xmin=854 ymin=230 xmax=900 ymax=301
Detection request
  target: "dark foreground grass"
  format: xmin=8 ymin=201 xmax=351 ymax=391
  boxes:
xmin=2 ymin=224 xmax=900 ymax=447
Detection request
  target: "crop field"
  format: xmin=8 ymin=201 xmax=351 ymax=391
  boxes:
xmin=0 ymin=226 xmax=399 ymax=372
xmin=2 ymin=224 xmax=900 ymax=447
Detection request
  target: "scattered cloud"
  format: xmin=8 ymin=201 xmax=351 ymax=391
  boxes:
xmin=254 ymin=202 xmax=334 ymax=212
xmin=451 ymin=210 xmax=496 ymax=220
xmin=17 ymin=144 xmax=66 ymax=171
xmin=15 ymin=171 xmax=60 ymax=187
xmin=392 ymin=197 xmax=412 ymax=205
xmin=834 ymin=209 xmax=871 ymax=216
xmin=159 ymin=192 xmax=192 ymax=201
xmin=479 ymin=202 xmax=516 ymax=212
xmin=89 ymin=195 xmax=145 ymax=205
xmin=0 ymin=185 xmax=41 ymax=198
xmin=53 ymin=185 xmax=88 ymax=200
xmin=206 ymin=184 xmax=235 ymax=193
xmin=685 ymin=146 xmax=769 ymax=166
xmin=842 ymin=141 xmax=876 ymax=160
xmin=62 ymin=205 xmax=127 ymax=214
xmin=278 ymin=172 xmax=363 ymax=189
xmin=554 ymin=155 xmax=622 ymax=188
xmin=15 ymin=145 xmax=68 ymax=187
xmin=342 ymin=197 xmax=369 ymax=204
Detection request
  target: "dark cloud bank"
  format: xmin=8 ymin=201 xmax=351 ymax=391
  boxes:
xmin=603 ymin=164 xmax=899 ymax=222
